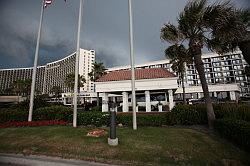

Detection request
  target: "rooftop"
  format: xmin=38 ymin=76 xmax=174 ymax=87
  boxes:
xmin=96 ymin=68 xmax=176 ymax=82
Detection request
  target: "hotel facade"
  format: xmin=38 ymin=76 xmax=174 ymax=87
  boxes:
xmin=0 ymin=49 xmax=249 ymax=109
xmin=107 ymin=51 xmax=250 ymax=100
xmin=0 ymin=49 xmax=95 ymax=94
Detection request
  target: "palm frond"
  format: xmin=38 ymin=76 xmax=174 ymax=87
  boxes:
xmin=178 ymin=0 xmax=207 ymax=37
xmin=160 ymin=23 xmax=183 ymax=44
xmin=203 ymin=1 xmax=248 ymax=53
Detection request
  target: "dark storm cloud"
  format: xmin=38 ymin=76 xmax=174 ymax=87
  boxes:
xmin=0 ymin=0 xmax=249 ymax=69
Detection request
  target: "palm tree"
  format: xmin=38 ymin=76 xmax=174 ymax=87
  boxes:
xmin=161 ymin=0 xmax=248 ymax=129
xmin=166 ymin=44 xmax=192 ymax=104
xmin=12 ymin=79 xmax=25 ymax=103
xmin=23 ymin=79 xmax=32 ymax=100
xmin=50 ymin=86 xmax=62 ymax=103
xmin=88 ymin=62 xmax=106 ymax=106
xmin=239 ymin=31 xmax=250 ymax=65
xmin=65 ymin=73 xmax=86 ymax=105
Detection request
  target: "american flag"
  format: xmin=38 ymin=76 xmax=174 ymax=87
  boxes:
xmin=44 ymin=0 xmax=52 ymax=8
xmin=44 ymin=0 xmax=67 ymax=8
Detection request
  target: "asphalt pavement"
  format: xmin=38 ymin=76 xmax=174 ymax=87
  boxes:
xmin=0 ymin=153 xmax=117 ymax=166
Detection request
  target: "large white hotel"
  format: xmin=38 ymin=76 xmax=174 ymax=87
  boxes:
xmin=0 ymin=49 xmax=249 ymax=104
xmin=0 ymin=49 xmax=95 ymax=94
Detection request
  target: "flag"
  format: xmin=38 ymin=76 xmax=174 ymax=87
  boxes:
xmin=44 ymin=0 xmax=67 ymax=8
xmin=44 ymin=0 xmax=52 ymax=8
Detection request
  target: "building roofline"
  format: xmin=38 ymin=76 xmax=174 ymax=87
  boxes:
xmin=0 ymin=48 xmax=94 ymax=71
xmin=0 ymin=65 xmax=45 ymax=71
xmin=107 ymin=50 xmax=242 ymax=71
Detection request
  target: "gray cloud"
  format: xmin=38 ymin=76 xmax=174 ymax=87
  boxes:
xmin=0 ymin=0 xmax=249 ymax=69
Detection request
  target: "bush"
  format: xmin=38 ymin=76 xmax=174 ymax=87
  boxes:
xmin=214 ymin=104 xmax=250 ymax=121
xmin=116 ymin=113 xmax=169 ymax=127
xmin=169 ymin=104 xmax=250 ymax=125
xmin=33 ymin=105 xmax=72 ymax=121
xmin=91 ymin=106 xmax=102 ymax=112
xmin=170 ymin=104 xmax=207 ymax=125
xmin=0 ymin=105 xmax=72 ymax=123
xmin=0 ymin=109 xmax=28 ymax=123
xmin=214 ymin=119 xmax=250 ymax=151
xmin=76 ymin=111 xmax=109 ymax=127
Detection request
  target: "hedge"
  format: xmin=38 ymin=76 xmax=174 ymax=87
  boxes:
xmin=214 ymin=119 xmax=250 ymax=151
xmin=116 ymin=113 xmax=168 ymax=127
xmin=169 ymin=104 xmax=208 ymax=125
xmin=1 ymin=104 xmax=250 ymax=127
xmin=0 ymin=105 xmax=72 ymax=123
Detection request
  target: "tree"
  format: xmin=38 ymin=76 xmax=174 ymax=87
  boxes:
xmin=23 ymin=79 xmax=32 ymax=99
xmin=12 ymin=79 xmax=31 ymax=101
xmin=50 ymin=86 xmax=62 ymax=103
xmin=239 ymin=31 xmax=250 ymax=65
xmin=165 ymin=44 xmax=192 ymax=104
xmin=12 ymin=79 xmax=25 ymax=103
xmin=64 ymin=73 xmax=86 ymax=105
xmin=88 ymin=62 xmax=107 ymax=106
xmin=161 ymin=0 xmax=248 ymax=129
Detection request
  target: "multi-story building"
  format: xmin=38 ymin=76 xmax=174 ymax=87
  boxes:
xmin=108 ymin=51 xmax=250 ymax=99
xmin=0 ymin=49 xmax=95 ymax=94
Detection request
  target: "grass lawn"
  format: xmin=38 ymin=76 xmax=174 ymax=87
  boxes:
xmin=0 ymin=126 xmax=249 ymax=165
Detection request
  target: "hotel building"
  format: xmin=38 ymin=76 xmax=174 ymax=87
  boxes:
xmin=0 ymin=49 xmax=95 ymax=94
xmin=0 ymin=49 xmax=249 ymax=108
xmin=107 ymin=51 xmax=250 ymax=101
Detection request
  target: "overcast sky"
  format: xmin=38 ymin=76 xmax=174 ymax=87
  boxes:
xmin=0 ymin=0 xmax=249 ymax=69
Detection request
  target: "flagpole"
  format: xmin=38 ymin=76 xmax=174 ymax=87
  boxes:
xmin=128 ymin=0 xmax=137 ymax=130
xmin=28 ymin=0 xmax=45 ymax=121
xmin=73 ymin=0 xmax=83 ymax=128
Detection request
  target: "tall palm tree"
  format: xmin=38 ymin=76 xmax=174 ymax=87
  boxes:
xmin=50 ymin=86 xmax=62 ymax=103
xmin=88 ymin=62 xmax=106 ymax=106
xmin=166 ymin=44 xmax=192 ymax=104
xmin=23 ymin=79 xmax=32 ymax=100
xmin=161 ymin=0 xmax=248 ymax=129
xmin=12 ymin=79 xmax=25 ymax=103
xmin=65 ymin=73 xmax=86 ymax=105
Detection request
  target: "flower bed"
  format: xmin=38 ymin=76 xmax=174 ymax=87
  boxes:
xmin=0 ymin=120 xmax=68 ymax=128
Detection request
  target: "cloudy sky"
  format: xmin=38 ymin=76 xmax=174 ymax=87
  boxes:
xmin=0 ymin=0 xmax=249 ymax=69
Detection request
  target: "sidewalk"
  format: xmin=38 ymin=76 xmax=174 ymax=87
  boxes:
xmin=0 ymin=153 xmax=117 ymax=166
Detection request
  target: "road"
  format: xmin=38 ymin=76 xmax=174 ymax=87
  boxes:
xmin=0 ymin=153 xmax=117 ymax=166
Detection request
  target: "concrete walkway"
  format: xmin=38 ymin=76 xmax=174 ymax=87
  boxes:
xmin=0 ymin=153 xmax=117 ymax=166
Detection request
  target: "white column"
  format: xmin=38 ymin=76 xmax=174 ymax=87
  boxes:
xmin=168 ymin=89 xmax=174 ymax=111
xmin=145 ymin=90 xmax=151 ymax=112
xmin=158 ymin=104 xmax=163 ymax=112
xmin=214 ymin=92 xmax=217 ymax=98
xmin=122 ymin=92 xmax=129 ymax=112
xmin=230 ymin=91 xmax=236 ymax=101
xmin=197 ymin=92 xmax=202 ymax=99
xmin=102 ymin=92 xmax=109 ymax=112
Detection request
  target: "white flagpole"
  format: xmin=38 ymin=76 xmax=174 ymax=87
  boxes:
xmin=73 ymin=0 xmax=83 ymax=127
xmin=28 ymin=0 xmax=45 ymax=121
xmin=128 ymin=0 xmax=137 ymax=130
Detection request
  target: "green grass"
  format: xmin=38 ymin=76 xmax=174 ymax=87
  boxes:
xmin=0 ymin=126 xmax=249 ymax=165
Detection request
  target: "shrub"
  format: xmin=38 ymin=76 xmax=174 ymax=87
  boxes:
xmin=76 ymin=111 xmax=109 ymax=127
xmin=0 ymin=109 xmax=28 ymax=123
xmin=0 ymin=105 xmax=72 ymax=123
xmin=214 ymin=104 xmax=250 ymax=121
xmin=214 ymin=119 xmax=250 ymax=151
xmin=91 ymin=106 xmax=102 ymax=112
xmin=170 ymin=104 xmax=207 ymax=125
xmin=170 ymin=104 xmax=250 ymax=125
xmin=33 ymin=105 xmax=72 ymax=121
xmin=116 ymin=113 xmax=169 ymax=127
